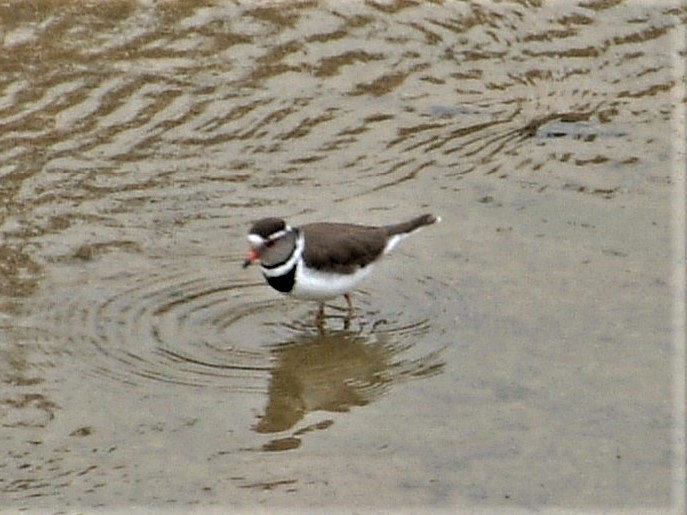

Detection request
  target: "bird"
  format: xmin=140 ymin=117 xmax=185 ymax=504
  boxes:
xmin=242 ymin=213 xmax=440 ymax=325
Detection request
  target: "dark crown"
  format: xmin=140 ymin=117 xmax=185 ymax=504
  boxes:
xmin=249 ymin=217 xmax=287 ymax=238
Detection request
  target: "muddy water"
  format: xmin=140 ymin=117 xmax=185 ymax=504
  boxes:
xmin=0 ymin=0 xmax=684 ymax=512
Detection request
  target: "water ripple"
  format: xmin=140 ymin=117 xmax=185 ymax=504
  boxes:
xmin=20 ymin=255 xmax=445 ymax=398
xmin=25 ymin=263 xmax=273 ymax=391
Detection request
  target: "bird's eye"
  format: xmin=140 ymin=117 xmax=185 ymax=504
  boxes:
xmin=265 ymin=240 xmax=275 ymax=247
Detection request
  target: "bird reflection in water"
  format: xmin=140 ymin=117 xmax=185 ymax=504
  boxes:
xmin=254 ymin=325 xmax=445 ymax=451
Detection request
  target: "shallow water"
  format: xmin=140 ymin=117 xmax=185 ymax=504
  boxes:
xmin=0 ymin=0 xmax=684 ymax=512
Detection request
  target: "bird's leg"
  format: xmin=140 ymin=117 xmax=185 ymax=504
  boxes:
xmin=315 ymin=302 xmax=325 ymax=326
xmin=342 ymin=294 xmax=356 ymax=330
xmin=344 ymin=293 xmax=355 ymax=318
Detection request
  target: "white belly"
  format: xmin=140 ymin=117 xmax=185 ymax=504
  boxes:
xmin=290 ymin=260 xmax=374 ymax=301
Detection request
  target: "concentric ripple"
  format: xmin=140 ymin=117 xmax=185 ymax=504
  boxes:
xmin=25 ymin=259 xmax=278 ymax=392
xmin=22 ymin=255 xmax=445 ymax=395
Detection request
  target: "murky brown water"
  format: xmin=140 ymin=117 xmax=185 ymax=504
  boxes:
xmin=1 ymin=0 xmax=684 ymax=512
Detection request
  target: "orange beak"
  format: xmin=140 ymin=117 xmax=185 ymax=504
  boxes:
xmin=242 ymin=249 xmax=260 ymax=268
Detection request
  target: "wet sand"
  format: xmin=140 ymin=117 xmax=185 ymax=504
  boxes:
xmin=0 ymin=1 xmax=684 ymax=513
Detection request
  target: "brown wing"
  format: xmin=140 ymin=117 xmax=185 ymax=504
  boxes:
xmin=301 ymin=223 xmax=388 ymax=274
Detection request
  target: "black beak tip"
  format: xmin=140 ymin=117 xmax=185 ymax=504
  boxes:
xmin=242 ymin=259 xmax=252 ymax=269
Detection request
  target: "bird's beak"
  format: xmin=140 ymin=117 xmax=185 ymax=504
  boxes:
xmin=242 ymin=249 xmax=259 ymax=268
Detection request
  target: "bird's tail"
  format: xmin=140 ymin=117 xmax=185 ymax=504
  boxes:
xmin=384 ymin=213 xmax=441 ymax=236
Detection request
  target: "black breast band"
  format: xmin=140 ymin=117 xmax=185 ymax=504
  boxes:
xmin=264 ymin=264 xmax=296 ymax=293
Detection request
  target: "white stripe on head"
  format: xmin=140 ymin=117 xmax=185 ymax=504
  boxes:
xmin=267 ymin=226 xmax=292 ymax=242
xmin=247 ymin=225 xmax=293 ymax=248
xmin=247 ymin=234 xmax=265 ymax=248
